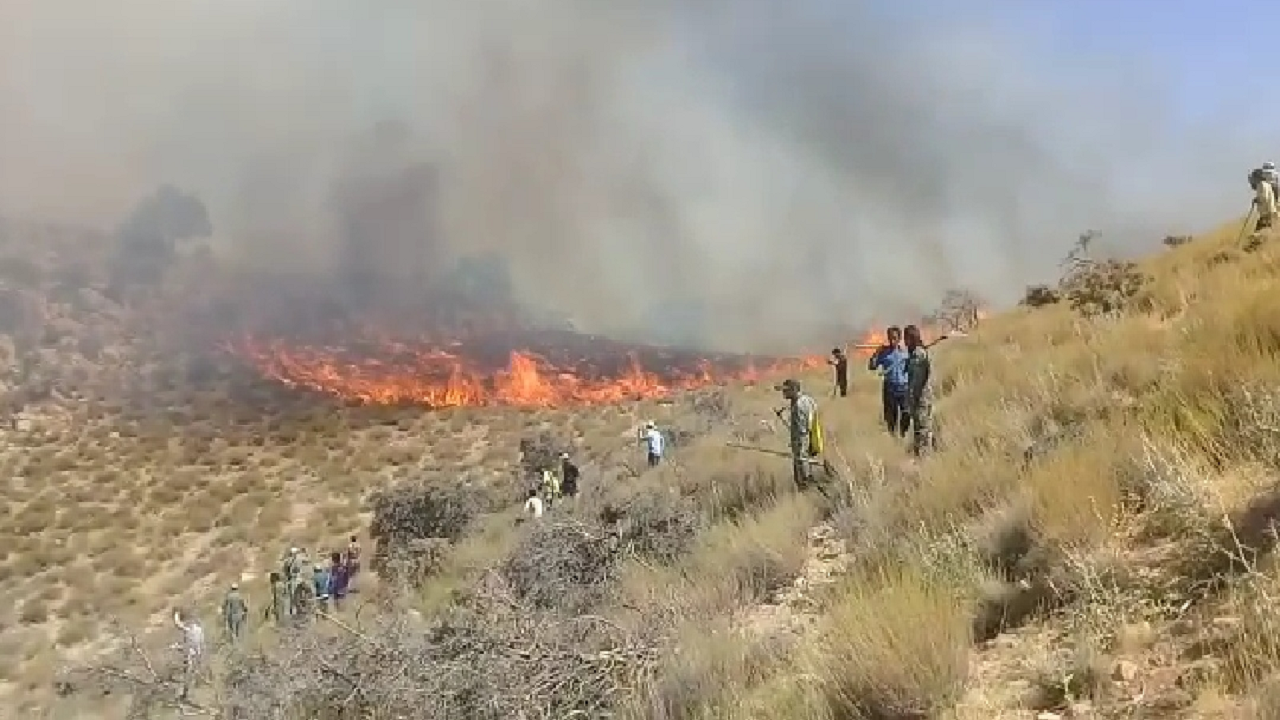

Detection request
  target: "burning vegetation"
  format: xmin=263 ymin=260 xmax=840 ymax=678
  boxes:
xmin=222 ymin=324 xmax=824 ymax=409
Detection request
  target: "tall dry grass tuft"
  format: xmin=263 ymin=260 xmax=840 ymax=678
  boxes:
xmin=811 ymin=562 xmax=975 ymax=719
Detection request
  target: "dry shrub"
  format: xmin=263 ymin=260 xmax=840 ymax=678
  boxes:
xmin=685 ymin=466 xmax=791 ymax=521
xmin=1220 ymin=571 xmax=1280 ymax=692
xmin=1024 ymin=643 xmax=1109 ymax=712
xmin=518 ymin=432 xmax=568 ymax=478
xmin=1163 ymin=234 xmax=1193 ymax=248
xmin=1249 ymin=678 xmax=1280 ymax=719
xmin=1021 ymin=284 xmax=1062 ymax=308
xmin=368 ymin=480 xmax=479 ymax=577
xmin=502 ymin=519 xmax=620 ymax=613
xmin=687 ymin=388 xmax=733 ymax=426
xmin=812 ymin=564 xmax=973 ymax=719
xmin=381 ymin=538 xmax=451 ymax=587
xmin=1059 ymin=231 xmax=1150 ymax=318
xmin=927 ymin=288 xmax=986 ymax=332
xmin=624 ymin=621 xmax=791 ymax=720
xmin=65 ymin=585 xmax=664 ymax=720
xmin=609 ymin=492 xmax=702 ymax=564
xmin=689 ymin=494 xmax=818 ymax=608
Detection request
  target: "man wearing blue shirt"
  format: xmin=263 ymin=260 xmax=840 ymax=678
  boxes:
xmin=868 ymin=326 xmax=910 ymax=437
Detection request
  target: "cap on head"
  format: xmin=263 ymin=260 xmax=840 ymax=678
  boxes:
xmin=775 ymin=378 xmax=800 ymax=393
xmin=290 ymin=547 xmax=299 ymax=554
xmin=1265 ymin=161 xmax=1276 ymax=171
xmin=560 ymin=452 xmax=569 ymax=459
xmin=644 ymin=420 xmax=655 ymax=429
xmin=230 ymin=582 xmax=239 ymax=590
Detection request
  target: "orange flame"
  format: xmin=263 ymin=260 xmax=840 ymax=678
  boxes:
xmin=846 ymin=311 xmax=987 ymax=358
xmin=224 ymin=333 xmax=825 ymax=409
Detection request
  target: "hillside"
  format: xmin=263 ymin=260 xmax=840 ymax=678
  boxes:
xmin=3 ymin=215 xmax=1280 ymax=720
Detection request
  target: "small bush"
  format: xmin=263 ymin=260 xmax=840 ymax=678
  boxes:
xmin=369 ymin=480 xmax=479 ymax=577
xmin=1058 ymin=231 xmax=1150 ymax=318
xmin=502 ymin=519 xmax=620 ymax=613
xmin=1022 ymin=284 xmax=1062 ymax=308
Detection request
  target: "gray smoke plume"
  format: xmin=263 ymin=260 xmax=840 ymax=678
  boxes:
xmin=0 ymin=0 xmax=1264 ymax=352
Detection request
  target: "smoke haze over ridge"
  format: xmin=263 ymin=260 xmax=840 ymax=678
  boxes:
xmin=0 ymin=0 xmax=1268 ymax=351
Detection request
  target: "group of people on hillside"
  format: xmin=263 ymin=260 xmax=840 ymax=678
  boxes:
xmin=521 ymin=420 xmax=667 ymax=519
xmin=775 ymin=323 xmax=936 ymax=490
xmin=823 ymin=324 xmax=936 ymax=443
xmin=523 ymin=451 xmax=582 ymax=518
xmin=217 ymin=536 xmax=363 ymax=643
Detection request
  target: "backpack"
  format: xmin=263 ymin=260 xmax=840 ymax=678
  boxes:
xmin=807 ymin=406 xmax=824 ymax=457
xmin=1257 ymin=168 xmax=1280 ymax=205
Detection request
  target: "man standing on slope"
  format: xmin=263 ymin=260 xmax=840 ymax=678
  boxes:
xmin=903 ymin=325 xmax=936 ymax=457
xmin=1261 ymin=162 xmax=1279 ymax=199
xmin=777 ymin=378 xmax=822 ymax=490
xmin=172 ymin=609 xmax=206 ymax=702
xmin=221 ymin=583 xmax=248 ymax=643
xmin=828 ymin=347 xmax=849 ymax=397
xmin=868 ymin=326 xmax=911 ymax=438
xmin=559 ymin=452 xmax=581 ymax=499
xmin=639 ymin=420 xmax=665 ymax=467
xmin=1252 ymin=167 xmax=1278 ymax=234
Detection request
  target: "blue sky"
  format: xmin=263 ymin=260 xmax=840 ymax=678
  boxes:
xmin=862 ymin=0 xmax=1266 ymax=131
xmin=1003 ymin=1 xmax=1265 ymax=128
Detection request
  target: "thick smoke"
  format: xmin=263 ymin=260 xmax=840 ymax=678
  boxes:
xmin=0 ymin=0 xmax=1264 ymax=352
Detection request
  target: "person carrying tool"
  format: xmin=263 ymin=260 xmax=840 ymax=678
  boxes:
xmin=776 ymin=378 xmax=823 ymax=489
xmin=828 ymin=348 xmax=849 ymax=397
xmin=868 ymin=326 xmax=910 ymax=437
xmin=1251 ymin=167 xmax=1277 ymax=234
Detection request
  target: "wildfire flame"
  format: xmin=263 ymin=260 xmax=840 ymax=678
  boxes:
xmin=847 ymin=309 xmax=989 ymax=358
xmin=218 ymin=303 xmax=985 ymax=409
xmin=223 ymin=329 xmax=825 ymax=409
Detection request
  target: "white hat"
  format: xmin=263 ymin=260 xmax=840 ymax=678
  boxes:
xmin=230 ymin=582 xmax=239 ymax=590
xmin=560 ymin=452 xmax=569 ymax=459
xmin=290 ymin=547 xmax=299 ymax=554
xmin=1265 ymin=161 xmax=1276 ymax=171
xmin=644 ymin=420 xmax=655 ymax=429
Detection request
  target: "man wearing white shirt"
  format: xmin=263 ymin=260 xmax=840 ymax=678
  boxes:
xmin=639 ymin=421 xmax=664 ymax=467
xmin=523 ymin=489 xmax=545 ymax=519
xmin=173 ymin=609 xmax=205 ymax=701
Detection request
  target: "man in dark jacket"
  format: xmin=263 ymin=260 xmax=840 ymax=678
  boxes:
xmin=559 ymin=453 xmax=580 ymax=498
xmin=828 ymin=348 xmax=849 ymax=397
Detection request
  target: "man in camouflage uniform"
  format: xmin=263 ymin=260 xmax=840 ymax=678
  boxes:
xmin=903 ymin=325 xmax=935 ymax=456
xmin=777 ymin=378 xmax=819 ymax=489
xmin=221 ymin=583 xmax=248 ymax=643
xmin=267 ymin=571 xmax=289 ymax=627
